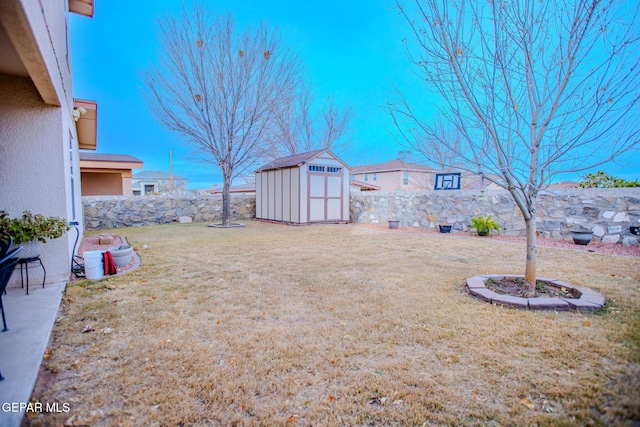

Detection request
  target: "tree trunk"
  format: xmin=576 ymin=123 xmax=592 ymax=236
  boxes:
xmin=523 ymin=217 xmax=537 ymax=297
xmin=508 ymin=187 xmax=538 ymax=298
xmin=222 ymin=176 xmax=231 ymax=227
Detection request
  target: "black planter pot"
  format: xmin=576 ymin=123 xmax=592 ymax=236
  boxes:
xmin=388 ymin=220 xmax=400 ymax=230
xmin=477 ymin=229 xmax=489 ymax=236
xmin=571 ymin=230 xmax=593 ymax=245
xmin=439 ymin=225 xmax=452 ymax=233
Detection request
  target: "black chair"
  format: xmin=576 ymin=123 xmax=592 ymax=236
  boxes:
xmin=0 ymin=231 xmax=11 ymax=260
xmin=0 ymin=246 xmax=22 ymax=267
xmin=1 ymin=247 xmax=22 ymax=331
xmin=0 ymin=238 xmax=19 ymax=381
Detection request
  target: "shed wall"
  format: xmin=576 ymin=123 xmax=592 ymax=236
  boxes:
xmin=299 ymin=165 xmax=308 ymax=222
xmin=305 ymin=153 xmax=349 ymax=223
xmin=256 ymin=166 xmax=304 ymax=223
xmin=275 ymin=170 xmax=283 ymax=220
xmin=267 ymin=170 xmax=275 ymax=219
xmin=282 ymin=169 xmax=291 ymax=222
xmin=291 ymin=168 xmax=300 ymax=223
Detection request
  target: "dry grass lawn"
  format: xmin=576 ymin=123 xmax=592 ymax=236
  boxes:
xmin=29 ymin=221 xmax=640 ymax=426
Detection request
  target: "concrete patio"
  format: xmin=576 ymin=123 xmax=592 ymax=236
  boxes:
xmin=0 ymin=281 xmax=65 ymax=427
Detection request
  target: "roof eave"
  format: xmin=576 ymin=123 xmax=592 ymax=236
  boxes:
xmin=75 ymin=99 xmax=97 ymax=150
xmin=69 ymin=0 xmax=94 ymax=18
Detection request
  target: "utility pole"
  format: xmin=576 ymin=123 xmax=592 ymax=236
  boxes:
xmin=169 ymin=150 xmax=174 ymax=195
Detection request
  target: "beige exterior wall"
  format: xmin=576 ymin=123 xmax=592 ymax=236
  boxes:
xmin=351 ymin=170 xmax=433 ymax=191
xmin=80 ymin=160 xmax=139 ymax=196
xmin=0 ymin=1 xmax=85 ymax=285
xmin=307 ymin=151 xmax=350 ymax=222
xmin=81 ymin=172 xmax=124 ymax=196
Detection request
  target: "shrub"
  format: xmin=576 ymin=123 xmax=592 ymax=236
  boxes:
xmin=0 ymin=210 xmax=70 ymax=244
xmin=578 ymin=171 xmax=639 ymax=188
xmin=471 ymin=215 xmax=500 ymax=236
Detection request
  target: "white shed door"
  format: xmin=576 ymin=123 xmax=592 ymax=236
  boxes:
xmin=308 ymin=172 xmax=343 ymax=222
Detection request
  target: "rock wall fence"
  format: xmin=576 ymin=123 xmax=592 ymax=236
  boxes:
xmin=350 ymin=188 xmax=640 ymax=245
xmin=83 ymin=195 xmax=255 ymax=230
xmin=83 ymin=188 xmax=640 ymax=245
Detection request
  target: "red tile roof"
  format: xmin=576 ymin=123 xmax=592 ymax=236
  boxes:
xmin=350 ymin=180 xmax=381 ymax=191
xmin=350 ymin=159 xmax=435 ymax=174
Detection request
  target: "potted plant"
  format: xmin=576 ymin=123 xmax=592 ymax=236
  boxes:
xmin=471 ymin=215 xmax=500 ymax=236
xmin=108 ymin=244 xmax=134 ymax=267
xmin=438 ymin=224 xmax=452 ymax=233
xmin=0 ymin=210 xmax=70 ymax=258
xmin=570 ymin=228 xmax=594 ymax=245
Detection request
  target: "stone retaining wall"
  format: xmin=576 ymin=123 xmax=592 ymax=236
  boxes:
xmin=350 ymin=188 xmax=640 ymax=245
xmin=83 ymin=188 xmax=640 ymax=245
xmin=82 ymin=195 xmax=255 ymax=230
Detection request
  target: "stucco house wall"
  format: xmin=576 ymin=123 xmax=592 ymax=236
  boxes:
xmin=350 ymin=170 xmax=433 ymax=191
xmin=0 ymin=0 xmax=90 ymax=285
xmin=79 ymin=153 xmax=143 ymax=196
xmin=81 ymin=172 xmax=124 ymax=196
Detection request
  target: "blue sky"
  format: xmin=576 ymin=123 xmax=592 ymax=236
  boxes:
xmin=70 ymin=1 xmax=638 ymax=189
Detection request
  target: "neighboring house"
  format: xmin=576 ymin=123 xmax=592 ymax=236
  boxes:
xmin=350 ymin=180 xmax=381 ymax=192
xmin=547 ymin=180 xmax=578 ymax=190
xmin=132 ymin=170 xmax=188 ymax=195
xmin=0 ymin=0 xmax=95 ymax=284
xmin=189 ymin=185 xmax=217 ymax=195
xmin=441 ymin=171 xmax=501 ymax=191
xmin=351 ymin=152 xmax=506 ymax=192
xmin=350 ymin=156 xmax=436 ymax=191
xmin=80 ymin=152 xmax=143 ymax=196
xmin=192 ymin=178 xmax=256 ymax=195
xmin=207 ymin=184 xmax=256 ymax=195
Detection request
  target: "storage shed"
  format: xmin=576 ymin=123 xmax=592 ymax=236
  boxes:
xmin=255 ymin=150 xmax=350 ymax=224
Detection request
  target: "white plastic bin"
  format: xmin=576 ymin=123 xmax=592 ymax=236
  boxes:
xmin=84 ymin=250 xmax=105 ymax=280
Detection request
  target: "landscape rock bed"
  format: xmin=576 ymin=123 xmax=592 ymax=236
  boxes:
xmin=351 ymin=188 xmax=640 ymax=245
xmin=71 ymin=235 xmax=140 ymax=281
xmin=466 ymin=275 xmax=606 ymax=311
xmin=353 ymin=223 xmax=640 ymax=257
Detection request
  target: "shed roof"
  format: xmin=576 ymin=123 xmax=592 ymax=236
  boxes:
xmin=255 ymin=149 xmax=327 ymax=172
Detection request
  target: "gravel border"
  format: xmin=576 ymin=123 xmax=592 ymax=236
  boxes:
xmin=352 ymin=224 xmax=640 ymax=257
xmin=70 ymin=235 xmax=140 ymax=281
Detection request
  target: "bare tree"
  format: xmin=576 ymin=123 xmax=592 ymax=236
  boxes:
xmin=268 ymin=86 xmax=353 ymax=157
xmin=142 ymin=5 xmax=302 ymax=226
xmin=319 ymin=96 xmax=353 ymax=153
xmin=266 ymin=81 xmax=316 ymax=157
xmin=389 ymin=0 xmax=640 ymax=296
xmin=404 ymin=118 xmax=464 ymax=169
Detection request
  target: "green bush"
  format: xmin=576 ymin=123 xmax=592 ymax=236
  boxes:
xmin=0 ymin=210 xmax=70 ymax=244
xmin=578 ymin=171 xmax=639 ymax=188
xmin=471 ymin=215 xmax=501 ymax=236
